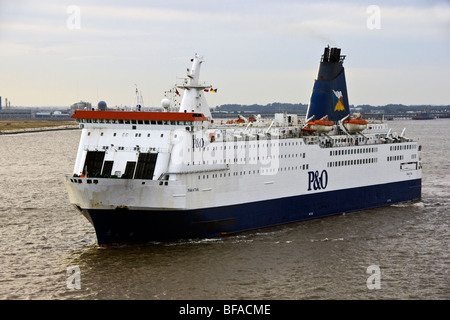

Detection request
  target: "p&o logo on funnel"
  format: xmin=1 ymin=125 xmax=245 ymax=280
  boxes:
xmin=333 ymin=90 xmax=345 ymax=111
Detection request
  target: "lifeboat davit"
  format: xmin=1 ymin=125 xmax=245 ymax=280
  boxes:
xmin=343 ymin=115 xmax=368 ymax=132
xmin=308 ymin=116 xmax=334 ymax=133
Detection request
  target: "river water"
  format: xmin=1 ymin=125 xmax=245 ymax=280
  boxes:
xmin=0 ymin=119 xmax=448 ymax=300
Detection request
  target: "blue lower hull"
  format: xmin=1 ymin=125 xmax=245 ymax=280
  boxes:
xmin=82 ymin=179 xmax=421 ymax=246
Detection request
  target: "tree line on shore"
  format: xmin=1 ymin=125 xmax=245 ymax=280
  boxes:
xmin=213 ymin=103 xmax=450 ymax=114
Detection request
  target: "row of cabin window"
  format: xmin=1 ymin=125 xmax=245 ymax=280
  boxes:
xmin=328 ymin=136 xmax=368 ymax=143
xmin=327 ymin=158 xmax=378 ymax=167
xmin=197 ymin=164 xmax=310 ymax=179
xmin=194 ymin=156 xmax=309 ymax=164
xmin=189 ymin=141 xmax=303 ymax=152
xmin=87 ymin=132 xmax=165 ymax=138
xmin=78 ymin=118 xmax=194 ymax=125
xmin=187 ymin=152 xmax=305 ymax=160
xmin=387 ymin=155 xmax=404 ymax=161
xmin=330 ymin=147 xmax=378 ymax=156
xmin=390 ymin=144 xmax=416 ymax=151
xmin=98 ymin=146 xmax=155 ymax=152
xmin=184 ymin=152 xmax=307 ymax=165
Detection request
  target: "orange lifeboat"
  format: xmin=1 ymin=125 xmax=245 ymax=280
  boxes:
xmin=225 ymin=118 xmax=245 ymax=124
xmin=343 ymin=115 xmax=368 ymax=132
xmin=308 ymin=116 xmax=334 ymax=133
xmin=226 ymin=115 xmax=247 ymax=124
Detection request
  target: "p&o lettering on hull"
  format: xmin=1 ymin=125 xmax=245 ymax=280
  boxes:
xmin=308 ymin=170 xmax=328 ymax=191
xmin=192 ymin=137 xmax=205 ymax=149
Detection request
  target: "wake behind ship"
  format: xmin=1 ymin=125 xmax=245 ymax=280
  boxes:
xmin=64 ymin=47 xmax=422 ymax=246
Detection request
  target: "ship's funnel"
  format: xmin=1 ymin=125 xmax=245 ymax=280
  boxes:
xmin=306 ymin=46 xmax=350 ymax=122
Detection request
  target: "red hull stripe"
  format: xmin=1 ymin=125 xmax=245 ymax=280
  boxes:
xmin=71 ymin=110 xmax=207 ymax=121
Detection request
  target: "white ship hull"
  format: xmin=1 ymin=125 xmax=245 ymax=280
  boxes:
xmin=64 ymin=123 xmax=422 ymax=245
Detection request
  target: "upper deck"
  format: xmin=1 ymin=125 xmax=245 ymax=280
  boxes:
xmin=72 ymin=108 xmax=416 ymax=153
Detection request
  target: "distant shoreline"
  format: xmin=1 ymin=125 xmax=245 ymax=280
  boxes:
xmin=0 ymin=120 xmax=79 ymax=135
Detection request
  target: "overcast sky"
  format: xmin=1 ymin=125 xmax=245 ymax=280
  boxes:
xmin=0 ymin=0 xmax=449 ymax=108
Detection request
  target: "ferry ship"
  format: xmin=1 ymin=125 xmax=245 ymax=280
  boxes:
xmin=64 ymin=47 xmax=422 ymax=246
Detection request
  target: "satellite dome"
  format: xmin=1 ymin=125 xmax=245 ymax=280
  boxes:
xmin=161 ymin=98 xmax=171 ymax=109
xmin=98 ymin=101 xmax=107 ymax=110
